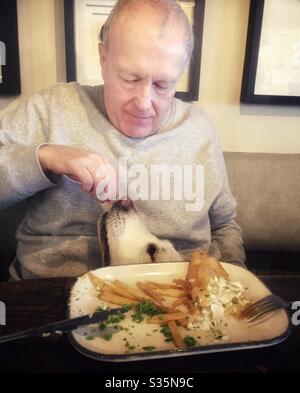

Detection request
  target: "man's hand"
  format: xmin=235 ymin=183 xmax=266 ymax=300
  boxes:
xmin=38 ymin=144 xmax=119 ymax=200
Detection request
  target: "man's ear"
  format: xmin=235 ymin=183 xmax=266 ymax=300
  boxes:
xmin=98 ymin=42 xmax=106 ymax=68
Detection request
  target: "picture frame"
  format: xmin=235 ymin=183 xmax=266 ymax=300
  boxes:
xmin=241 ymin=0 xmax=300 ymax=105
xmin=64 ymin=0 xmax=205 ymax=101
xmin=0 ymin=0 xmax=21 ymax=96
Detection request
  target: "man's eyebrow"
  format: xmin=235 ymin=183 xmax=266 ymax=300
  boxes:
xmin=157 ymin=79 xmax=177 ymax=83
xmin=118 ymin=66 xmax=139 ymax=76
xmin=119 ymin=69 xmax=177 ymax=84
xmin=119 ymin=71 xmax=140 ymax=79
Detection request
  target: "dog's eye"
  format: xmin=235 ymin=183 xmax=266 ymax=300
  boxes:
xmin=147 ymin=243 xmax=158 ymax=261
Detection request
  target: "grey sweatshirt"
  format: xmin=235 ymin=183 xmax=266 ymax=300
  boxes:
xmin=0 ymin=83 xmax=245 ymax=279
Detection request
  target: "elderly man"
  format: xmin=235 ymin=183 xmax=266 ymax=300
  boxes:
xmin=0 ymin=0 xmax=245 ymax=280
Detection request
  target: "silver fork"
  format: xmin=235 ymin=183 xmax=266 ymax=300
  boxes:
xmin=242 ymin=294 xmax=290 ymax=323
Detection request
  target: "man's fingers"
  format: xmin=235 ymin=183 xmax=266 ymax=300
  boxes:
xmin=94 ymin=164 xmax=118 ymax=201
xmin=80 ymin=161 xmax=113 ymax=195
xmin=77 ymin=167 xmax=95 ymax=192
xmin=95 ymin=174 xmax=117 ymax=201
xmin=93 ymin=165 xmax=132 ymax=204
xmin=64 ymin=156 xmax=126 ymax=202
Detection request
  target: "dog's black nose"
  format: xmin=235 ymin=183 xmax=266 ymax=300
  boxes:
xmin=112 ymin=200 xmax=128 ymax=211
xmin=147 ymin=243 xmax=158 ymax=262
xmin=112 ymin=200 xmax=132 ymax=212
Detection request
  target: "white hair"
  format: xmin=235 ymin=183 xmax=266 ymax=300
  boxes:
xmin=100 ymin=0 xmax=194 ymax=61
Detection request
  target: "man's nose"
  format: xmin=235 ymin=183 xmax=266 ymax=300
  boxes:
xmin=134 ymin=84 xmax=152 ymax=111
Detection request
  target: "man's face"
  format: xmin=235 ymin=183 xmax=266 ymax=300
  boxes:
xmin=100 ymin=21 xmax=187 ymax=138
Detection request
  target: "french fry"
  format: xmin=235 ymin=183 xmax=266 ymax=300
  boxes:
xmin=149 ymin=300 xmax=170 ymax=313
xmin=147 ymin=312 xmax=189 ymax=324
xmin=176 ymin=317 xmax=189 ymax=328
xmin=102 ymin=283 xmax=114 ymax=293
xmin=146 ymin=281 xmax=183 ymax=290
xmin=88 ymin=272 xmax=106 ymax=290
xmin=173 ymin=278 xmax=187 ymax=286
xmin=186 ymin=299 xmax=198 ymax=315
xmin=136 ymin=282 xmax=165 ymax=303
xmin=98 ymin=291 xmax=137 ymax=306
xmin=109 ymin=282 xmax=139 ymax=301
xmin=113 ymin=280 xmax=144 ymax=300
xmin=168 ymin=321 xmax=186 ymax=348
xmin=154 ymin=288 xmax=186 ymax=298
xmin=171 ymin=298 xmax=187 ymax=308
xmin=164 ymin=306 xmax=182 ymax=313
xmin=173 ymin=278 xmax=189 ymax=292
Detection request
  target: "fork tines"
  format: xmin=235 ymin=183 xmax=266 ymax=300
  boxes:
xmin=242 ymin=294 xmax=287 ymax=323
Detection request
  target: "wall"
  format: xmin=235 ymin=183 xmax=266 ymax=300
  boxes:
xmin=0 ymin=0 xmax=65 ymax=116
xmin=199 ymin=0 xmax=300 ymax=153
xmin=0 ymin=0 xmax=299 ymax=153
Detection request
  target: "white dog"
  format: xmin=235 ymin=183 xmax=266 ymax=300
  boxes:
xmin=97 ymin=201 xmax=183 ymax=266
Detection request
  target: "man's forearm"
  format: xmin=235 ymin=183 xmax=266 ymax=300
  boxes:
xmin=0 ymin=144 xmax=58 ymax=209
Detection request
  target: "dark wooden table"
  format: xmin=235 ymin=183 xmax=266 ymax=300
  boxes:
xmin=0 ymin=275 xmax=300 ymax=373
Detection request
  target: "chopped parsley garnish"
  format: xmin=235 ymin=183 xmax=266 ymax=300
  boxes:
xmin=98 ymin=311 xmax=125 ymax=332
xmin=96 ymin=305 xmax=131 ymax=332
xmin=183 ymin=336 xmax=197 ymax=347
xmin=131 ymin=300 xmax=162 ymax=323
xmin=85 ymin=336 xmax=95 ymax=341
xmin=135 ymin=300 xmax=161 ymax=316
xmin=142 ymin=346 xmax=156 ymax=351
xmin=103 ymin=334 xmax=113 ymax=341
xmin=125 ymin=340 xmax=136 ymax=351
xmin=131 ymin=313 xmax=144 ymax=323
xmin=106 ymin=313 xmax=125 ymax=324
xmin=98 ymin=321 xmax=106 ymax=331
xmin=120 ymin=304 xmax=133 ymax=313
xmin=160 ymin=325 xmax=172 ymax=339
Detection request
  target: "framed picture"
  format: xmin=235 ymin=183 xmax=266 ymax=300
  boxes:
xmin=64 ymin=0 xmax=205 ymax=101
xmin=241 ymin=0 xmax=300 ymax=105
xmin=0 ymin=0 xmax=21 ymax=96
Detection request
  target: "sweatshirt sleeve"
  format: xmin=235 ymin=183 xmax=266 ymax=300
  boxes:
xmin=209 ymin=187 xmax=246 ymax=268
xmin=0 ymin=91 xmax=61 ymax=209
xmin=206 ymin=117 xmax=246 ymax=268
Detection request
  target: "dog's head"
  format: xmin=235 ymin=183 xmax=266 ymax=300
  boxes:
xmin=98 ymin=201 xmax=183 ymax=266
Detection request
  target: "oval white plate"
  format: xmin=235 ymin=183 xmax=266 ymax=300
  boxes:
xmin=68 ymin=262 xmax=291 ymax=362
